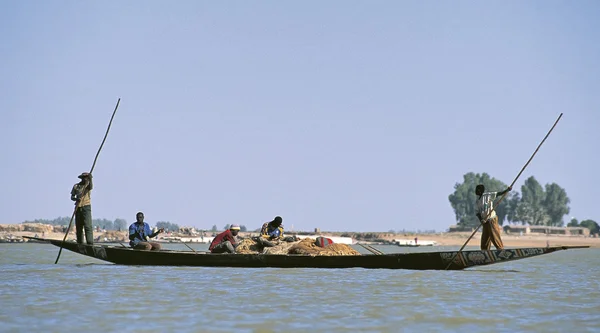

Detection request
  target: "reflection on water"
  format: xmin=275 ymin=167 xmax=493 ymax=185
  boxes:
xmin=1 ymin=244 xmax=599 ymax=333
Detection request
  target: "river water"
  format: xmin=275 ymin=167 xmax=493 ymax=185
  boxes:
xmin=1 ymin=243 xmax=598 ymax=333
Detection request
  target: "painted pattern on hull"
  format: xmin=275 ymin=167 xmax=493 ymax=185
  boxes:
xmin=440 ymin=248 xmax=550 ymax=268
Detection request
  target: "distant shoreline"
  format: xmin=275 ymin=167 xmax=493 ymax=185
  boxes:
xmin=2 ymin=229 xmax=599 ymax=248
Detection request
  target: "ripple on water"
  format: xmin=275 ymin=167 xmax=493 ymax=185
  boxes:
xmin=1 ymin=245 xmax=599 ymax=332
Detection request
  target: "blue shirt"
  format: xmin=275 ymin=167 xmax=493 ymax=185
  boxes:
xmin=129 ymin=222 xmax=153 ymax=247
xmin=268 ymin=228 xmax=281 ymax=238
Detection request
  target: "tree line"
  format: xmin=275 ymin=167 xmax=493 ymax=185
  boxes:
xmin=26 ymin=217 xmax=179 ymax=232
xmin=155 ymin=221 xmax=180 ymax=232
xmin=449 ymin=172 xmax=598 ymax=233
xmin=212 ymin=224 xmax=248 ymax=232
xmin=22 ymin=217 xmax=258 ymax=234
xmin=567 ymin=218 xmax=599 ymax=235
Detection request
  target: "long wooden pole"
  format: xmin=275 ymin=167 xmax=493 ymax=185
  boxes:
xmin=180 ymin=239 xmax=198 ymax=253
xmin=55 ymin=98 xmax=121 ymax=264
xmin=445 ymin=113 xmax=563 ymax=270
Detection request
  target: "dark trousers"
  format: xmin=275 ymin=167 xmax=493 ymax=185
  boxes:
xmin=481 ymin=216 xmax=504 ymax=250
xmin=211 ymin=241 xmax=235 ymax=253
xmin=75 ymin=205 xmax=93 ymax=245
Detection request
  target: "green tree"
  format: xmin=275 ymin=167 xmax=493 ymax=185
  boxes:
xmin=156 ymin=221 xmax=179 ymax=232
xmin=211 ymin=225 xmax=218 ymax=232
xmin=567 ymin=217 xmax=579 ymax=227
xmin=448 ymin=172 xmax=510 ymax=227
xmin=579 ymin=219 xmax=599 ymax=234
xmin=93 ymin=218 xmax=114 ymax=230
xmin=506 ymin=192 xmax=521 ymax=223
xmin=223 ymin=224 xmax=230 ymax=230
xmin=31 ymin=217 xmax=72 ymax=225
xmin=513 ymin=176 xmax=548 ymax=225
xmin=509 ymin=177 xmax=570 ymax=226
xmin=114 ymin=218 xmax=127 ymax=231
xmin=240 ymin=225 xmax=247 ymax=232
xmin=542 ymin=183 xmax=570 ymax=226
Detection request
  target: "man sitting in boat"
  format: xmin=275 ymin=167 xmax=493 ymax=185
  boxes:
xmin=253 ymin=216 xmax=283 ymax=247
xmin=128 ymin=212 xmax=164 ymax=251
xmin=209 ymin=224 xmax=241 ymax=253
xmin=254 ymin=216 xmax=297 ymax=246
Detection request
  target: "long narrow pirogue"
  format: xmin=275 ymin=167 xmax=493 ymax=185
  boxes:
xmin=28 ymin=237 xmax=588 ymax=270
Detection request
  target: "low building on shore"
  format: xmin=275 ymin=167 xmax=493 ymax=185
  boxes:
xmin=502 ymin=225 xmax=590 ymax=237
xmin=448 ymin=224 xmax=591 ymax=237
xmin=448 ymin=225 xmax=476 ymax=232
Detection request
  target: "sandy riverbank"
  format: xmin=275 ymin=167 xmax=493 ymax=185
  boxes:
xmin=395 ymin=232 xmax=600 ymax=248
xmin=3 ymin=230 xmax=599 ymax=248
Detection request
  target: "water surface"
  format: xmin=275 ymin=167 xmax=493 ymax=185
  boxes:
xmin=1 ymin=243 xmax=598 ymax=333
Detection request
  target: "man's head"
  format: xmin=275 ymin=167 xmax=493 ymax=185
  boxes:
xmin=271 ymin=216 xmax=283 ymax=227
xmin=136 ymin=212 xmax=144 ymax=223
xmin=78 ymin=172 xmax=91 ymax=183
xmin=475 ymin=184 xmax=485 ymax=196
xmin=229 ymin=224 xmax=241 ymax=236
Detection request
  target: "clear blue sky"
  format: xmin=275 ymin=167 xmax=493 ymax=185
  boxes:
xmin=1 ymin=1 xmax=598 ymax=232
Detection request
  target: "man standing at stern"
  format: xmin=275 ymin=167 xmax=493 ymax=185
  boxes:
xmin=476 ymin=184 xmax=511 ymax=250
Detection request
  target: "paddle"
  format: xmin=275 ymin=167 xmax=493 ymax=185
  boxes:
xmin=54 ymin=98 xmax=121 ymax=264
xmin=444 ymin=113 xmax=563 ymax=270
xmin=358 ymin=243 xmax=384 ymax=255
xmin=179 ymin=239 xmax=198 ymax=254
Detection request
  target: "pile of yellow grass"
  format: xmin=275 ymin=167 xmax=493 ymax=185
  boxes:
xmin=263 ymin=241 xmax=298 ymax=255
xmin=235 ymin=238 xmax=262 ymax=254
xmin=235 ymin=238 xmax=294 ymax=254
xmin=288 ymin=238 xmax=361 ymax=256
xmin=235 ymin=237 xmax=360 ymax=256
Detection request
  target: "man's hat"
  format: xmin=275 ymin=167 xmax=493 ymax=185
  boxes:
xmin=229 ymin=224 xmax=241 ymax=230
xmin=78 ymin=172 xmax=91 ymax=179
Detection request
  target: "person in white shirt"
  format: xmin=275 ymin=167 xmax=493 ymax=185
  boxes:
xmin=476 ymin=184 xmax=512 ymax=250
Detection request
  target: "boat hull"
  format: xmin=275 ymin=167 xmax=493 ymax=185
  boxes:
xmin=38 ymin=238 xmax=587 ymax=270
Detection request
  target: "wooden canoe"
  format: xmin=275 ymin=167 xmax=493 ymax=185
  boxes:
xmin=28 ymin=237 xmax=588 ymax=270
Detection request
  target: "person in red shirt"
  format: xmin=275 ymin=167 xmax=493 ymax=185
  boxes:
xmin=209 ymin=224 xmax=240 ymax=253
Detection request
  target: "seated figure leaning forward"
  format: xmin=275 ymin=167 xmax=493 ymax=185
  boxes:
xmin=209 ymin=224 xmax=241 ymax=253
xmin=128 ymin=212 xmax=164 ymax=251
xmin=254 ymin=216 xmax=297 ymax=247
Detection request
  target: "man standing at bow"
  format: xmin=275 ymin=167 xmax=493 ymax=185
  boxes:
xmin=476 ymin=184 xmax=511 ymax=250
xmin=71 ymin=172 xmax=94 ymax=245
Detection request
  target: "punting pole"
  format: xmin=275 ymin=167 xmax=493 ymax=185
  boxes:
xmin=180 ymin=240 xmax=198 ymax=254
xmin=445 ymin=113 xmax=563 ymax=270
xmin=55 ymin=98 xmax=121 ymax=264
xmin=359 ymin=244 xmax=384 ymax=255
